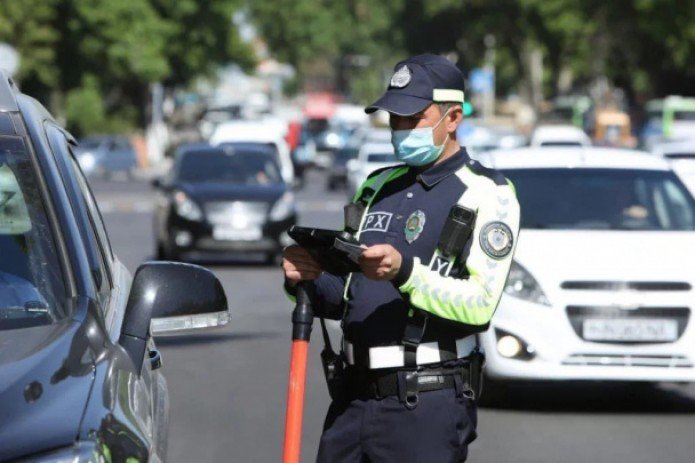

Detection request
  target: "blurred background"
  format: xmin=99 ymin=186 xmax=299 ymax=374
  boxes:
xmin=2 ymin=1 xmax=695 ymax=462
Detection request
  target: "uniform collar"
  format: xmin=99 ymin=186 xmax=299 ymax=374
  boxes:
xmin=415 ymin=148 xmax=470 ymax=188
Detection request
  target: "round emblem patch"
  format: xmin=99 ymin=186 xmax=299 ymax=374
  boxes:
xmin=480 ymin=221 xmax=513 ymax=259
xmin=390 ymin=65 xmax=411 ymax=88
xmin=404 ymin=210 xmax=426 ymax=244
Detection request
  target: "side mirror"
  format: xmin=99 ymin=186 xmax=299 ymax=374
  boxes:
xmin=119 ymin=261 xmax=229 ymax=371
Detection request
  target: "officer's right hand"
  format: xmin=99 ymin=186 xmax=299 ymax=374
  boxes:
xmin=282 ymin=245 xmax=322 ymax=286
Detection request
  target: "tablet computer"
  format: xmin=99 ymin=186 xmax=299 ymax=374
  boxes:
xmin=288 ymin=226 xmax=363 ymax=275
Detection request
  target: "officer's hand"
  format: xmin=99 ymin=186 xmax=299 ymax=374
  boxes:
xmin=359 ymin=244 xmax=402 ymax=281
xmin=282 ymin=245 xmax=322 ymax=286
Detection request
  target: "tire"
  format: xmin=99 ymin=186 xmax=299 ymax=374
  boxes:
xmin=155 ymin=242 xmax=166 ymax=260
xmin=477 ymin=374 xmax=511 ymax=408
xmin=264 ymin=251 xmax=281 ymax=266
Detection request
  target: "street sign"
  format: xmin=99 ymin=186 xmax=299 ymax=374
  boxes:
xmin=0 ymin=43 xmax=19 ymax=77
xmin=469 ymin=68 xmax=494 ymax=93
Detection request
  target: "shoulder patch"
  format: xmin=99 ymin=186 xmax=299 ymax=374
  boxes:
xmin=480 ymin=221 xmax=514 ymax=259
xmin=466 ymin=159 xmax=508 ymax=186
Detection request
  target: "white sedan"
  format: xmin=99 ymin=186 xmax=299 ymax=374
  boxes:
xmin=480 ymin=147 xmax=695 ymax=384
xmin=346 ymin=142 xmax=399 ymax=199
xmin=530 ymin=124 xmax=592 ymax=147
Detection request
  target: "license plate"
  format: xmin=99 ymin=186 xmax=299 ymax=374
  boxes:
xmin=212 ymin=226 xmax=262 ymax=241
xmin=583 ymin=319 xmax=678 ymax=342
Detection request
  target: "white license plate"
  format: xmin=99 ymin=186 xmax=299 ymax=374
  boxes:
xmin=212 ymin=226 xmax=262 ymax=241
xmin=583 ymin=319 xmax=678 ymax=342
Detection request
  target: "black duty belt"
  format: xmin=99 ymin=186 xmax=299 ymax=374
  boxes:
xmin=345 ymin=365 xmax=470 ymax=400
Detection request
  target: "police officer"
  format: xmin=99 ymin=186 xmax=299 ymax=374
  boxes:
xmin=282 ymin=54 xmax=520 ymax=463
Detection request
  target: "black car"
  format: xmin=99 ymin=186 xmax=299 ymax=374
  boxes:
xmin=0 ymin=73 xmax=229 ymax=462
xmin=152 ymin=144 xmax=297 ymax=263
xmin=326 ymin=146 xmax=358 ymax=191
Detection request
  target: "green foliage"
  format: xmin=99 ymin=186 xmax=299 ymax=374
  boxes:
xmin=0 ymin=0 xmax=254 ymax=134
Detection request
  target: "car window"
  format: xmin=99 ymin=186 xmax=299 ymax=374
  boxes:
xmin=503 ymin=168 xmax=695 ymax=231
xmin=177 ymin=150 xmax=283 ymax=185
xmin=367 ymin=152 xmax=395 ymax=163
xmin=674 ymin=111 xmax=695 ymax=121
xmin=0 ymin=136 xmax=67 ymax=330
xmin=69 ymin=154 xmax=114 ymax=262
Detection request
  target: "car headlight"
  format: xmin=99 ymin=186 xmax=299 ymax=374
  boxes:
xmin=20 ymin=441 xmax=106 ymax=462
xmin=78 ymin=152 xmax=96 ymax=171
xmin=504 ymin=261 xmax=550 ymax=306
xmin=269 ymin=192 xmax=296 ymax=221
xmin=174 ymin=190 xmax=203 ymax=222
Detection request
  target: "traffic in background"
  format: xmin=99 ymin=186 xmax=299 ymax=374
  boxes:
xmin=2 ymin=1 xmax=695 ymax=462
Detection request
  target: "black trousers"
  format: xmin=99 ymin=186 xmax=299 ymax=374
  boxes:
xmin=316 ymin=388 xmax=477 ymax=462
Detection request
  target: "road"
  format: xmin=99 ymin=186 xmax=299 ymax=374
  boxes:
xmin=91 ymin=170 xmax=695 ymax=463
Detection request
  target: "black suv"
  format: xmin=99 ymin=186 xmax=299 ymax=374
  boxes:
xmin=0 ymin=73 xmax=229 ymax=461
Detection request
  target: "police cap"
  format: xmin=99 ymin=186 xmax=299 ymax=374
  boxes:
xmin=365 ymin=54 xmax=466 ymax=116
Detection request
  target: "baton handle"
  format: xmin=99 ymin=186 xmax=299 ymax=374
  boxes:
xmin=283 ymin=282 xmax=315 ymax=463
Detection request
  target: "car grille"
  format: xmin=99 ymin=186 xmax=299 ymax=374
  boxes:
xmin=561 ymin=281 xmax=691 ymax=291
xmin=565 ymin=306 xmax=691 ymax=342
xmin=204 ymin=201 xmax=269 ymax=226
xmin=563 ymin=353 xmax=693 ymax=368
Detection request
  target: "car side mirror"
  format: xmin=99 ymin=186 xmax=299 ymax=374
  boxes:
xmin=119 ymin=261 xmax=229 ymax=372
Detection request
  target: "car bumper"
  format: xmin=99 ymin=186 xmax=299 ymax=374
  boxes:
xmin=481 ymin=296 xmax=695 ymax=383
xmin=167 ymin=215 xmax=296 ymax=255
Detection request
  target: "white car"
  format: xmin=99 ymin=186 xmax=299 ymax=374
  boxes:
xmin=210 ymin=120 xmax=295 ymax=184
xmin=346 ymin=142 xmax=399 ymax=198
xmin=530 ymin=124 xmax=591 ymax=147
xmin=480 ymin=147 xmax=695 ymax=385
xmin=652 ymin=140 xmax=695 ymax=196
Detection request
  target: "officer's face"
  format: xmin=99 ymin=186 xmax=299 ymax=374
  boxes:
xmin=389 ymin=104 xmax=460 ymax=145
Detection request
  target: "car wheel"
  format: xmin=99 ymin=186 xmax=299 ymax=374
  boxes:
xmin=477 ymin=374 xmax=511 ymax=408
xmin=155 ymin=242 xmax=166 ymax=260
xmin=264 ymin=251 xmax=281 ymax=266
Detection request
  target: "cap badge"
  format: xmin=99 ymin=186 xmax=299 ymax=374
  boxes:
xmin=480 ymin=221 xmax=514 ymax=259
xmin=404 ymin=210 xmax=426 ymax=243
xmin=390 ymin=65 xmax=411 ymax=88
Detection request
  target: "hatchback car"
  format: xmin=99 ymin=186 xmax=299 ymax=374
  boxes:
xmin=479 ymin=147 xmax=695 ymax=387
xmin=0 ymin=73 xmax=230 ymax=461
xmin=152 ymin=144 xmax=296 ymax=263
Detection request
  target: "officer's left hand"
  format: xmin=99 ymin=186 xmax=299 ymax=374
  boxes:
xmin=359 ymin=244 xmax=402 ymax=281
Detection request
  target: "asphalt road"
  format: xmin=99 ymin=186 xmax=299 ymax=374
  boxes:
xmin=91 ymin=170 xmax=695 ymax=463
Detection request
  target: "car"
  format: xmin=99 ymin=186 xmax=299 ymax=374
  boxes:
xmin=477 ymin=147 xmax=695 ymax=394
xmin=530 ymin=124 xmax=592 ymax=147
xmin=652 ymin=140 xmax=695 ymax=195
xmin=152 ymin=143 xmax=296 ymax=263
xmin=326 ymin=146 xmax=358 ymax=191
xmin=346 ymin=142 xmax=399 ymax=199
xmin=209 ymin=120 xmax=295 ymax=185
xmin=0 ymin=72 xmax=230 ymax=461
xmin=73 ymin=135 xmax=139 ymax=178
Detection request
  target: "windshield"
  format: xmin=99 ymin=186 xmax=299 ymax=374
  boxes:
xmin=0 ymin=136 xmax=66 ymax=330
xmin=177 ymin=150 xmax=283 ymax=185
xmin=367 ymin=152 xmax=395 ymax=163
xmin=674 ymin=110 xmax=695 ymax=121
xmin=503 ymin=168 xmax=695 ymax=231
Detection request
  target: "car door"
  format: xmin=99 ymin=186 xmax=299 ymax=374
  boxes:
xmin=45 ymin=125 xmax=165 ymax=458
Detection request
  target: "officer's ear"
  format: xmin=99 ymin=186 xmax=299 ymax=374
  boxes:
xmin=445 ymin=105 xmax=463 ymax=133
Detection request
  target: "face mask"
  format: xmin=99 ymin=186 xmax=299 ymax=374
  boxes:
xmin=391 ymin=110 xmax=450 ymax=166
